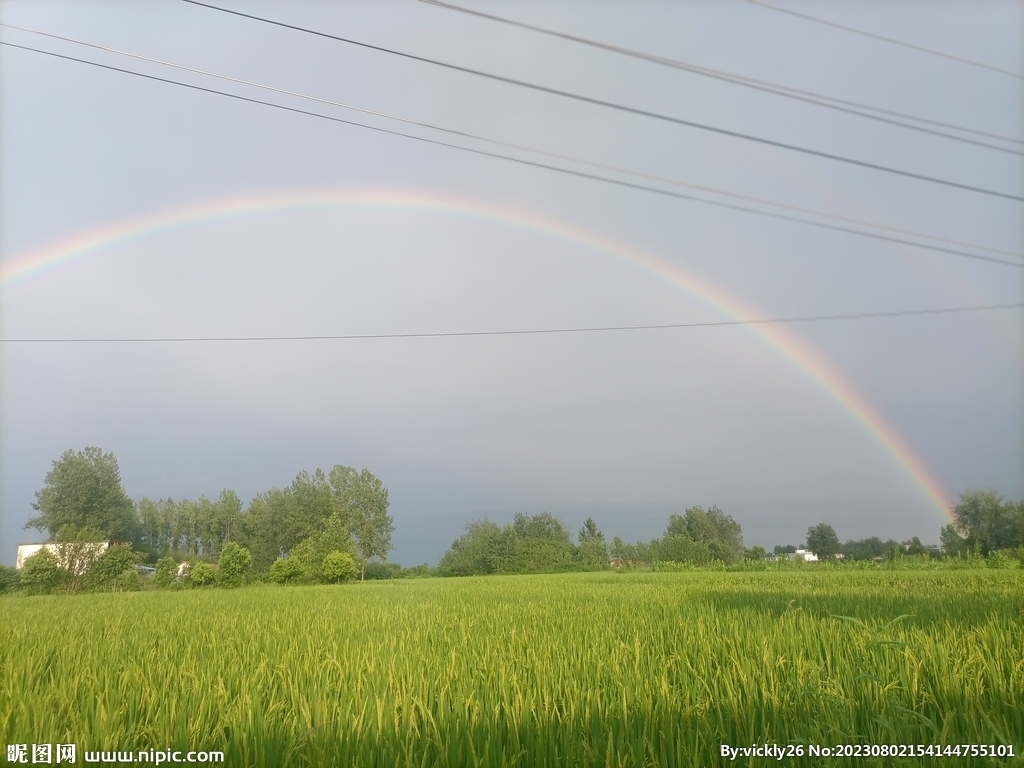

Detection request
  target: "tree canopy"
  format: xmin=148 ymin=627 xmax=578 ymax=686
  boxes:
xmin=806 ymin=523 xmax=841 ymax=559
xmin=26 ymin=447 xmax=135 ymax=540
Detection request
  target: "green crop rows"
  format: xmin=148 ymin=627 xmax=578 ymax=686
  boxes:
xmin=3 ymin=570 xmax=1022 ymax=766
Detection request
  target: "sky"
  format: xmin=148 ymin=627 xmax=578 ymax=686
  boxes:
xmin=1 ymin=0 xmax=1021 ymax=567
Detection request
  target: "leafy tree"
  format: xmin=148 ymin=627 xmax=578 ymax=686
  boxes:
xmin=665 ymin=507 xmax=744 ymax=562
xmin=513 ymin=511 xmax=572 ymax=544
xmin=0 ymin=564 xmax=20 ymax=593
xmin=322 ymin=551 xmax=358 ymax=583
xmin=49 ymin=525 xmax=113 ymax=593
xmin=950 ymin=490 xmax=1020 ymax=555
xmin=26 ymin=447 xmax=135 ymax=540
xmin=576 ymin=518 xmax=609 ymax=570
xmin=806 ymin=523 xmax=841 ymax=559
xmin=654 ymin=535 xmax=713 ymax=565
xmin=242 ymin=470 xmax=341 ymax=572
xmin=330 ymin=466 xmax=394 ymax=579
xmin=939 ymin=524 xmax=968 ymax=557
xmin=154 ymin=556 xmax=178 ymax=589
xmin=190 ymin=561 xmax=216 ymax=587
xmin=773 ymin=544 xmax=797 ymax=555
xmin=269 ymin=557 xmax=303 ymax=585
xmin=83 ymin=544 xmax=139 ymax=592
xmin=841 ymin=537 xmax=898 ymax=561
xmin=19 ymin=549 xmax=62 ymax=594
xmin=217 ymin=543 xmax=251 ymax=588
xmin=440 ymin=520 xmax=506 ymax=576
xmin=288 ymin=512 xmax=356 ymax=583
xmin=745 ymin=545 xmax=767 ymax=560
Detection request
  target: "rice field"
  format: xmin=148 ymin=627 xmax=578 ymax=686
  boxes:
xmin=2 ymin=570 xmax=1022 ymax=767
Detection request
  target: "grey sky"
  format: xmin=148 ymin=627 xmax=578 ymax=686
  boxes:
xmin=1 ymin=0 xmax=1021 ymax=566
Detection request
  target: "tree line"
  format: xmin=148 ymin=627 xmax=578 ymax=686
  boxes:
xmin=12 ymin=447 xmax=395 ymax=592
xmin=5 ymin=447 xmax=1021 ymax=594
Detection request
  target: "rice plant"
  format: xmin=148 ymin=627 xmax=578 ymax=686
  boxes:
xmin=2 ymin=570 xmax=1021 ymax=766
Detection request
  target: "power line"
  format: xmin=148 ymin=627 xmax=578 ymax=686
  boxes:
xmin=180 ymin=0 xmax=1024 ymax=203
xmin=6 ymin=23 xmax=1019 ymax=263
xmin=3 ymin=40 xmax=1021 ymax=270
xmin=418 ymin=0 xmax=1024 ymax=152
xmin=3 ymin=304 xmax=1021 ymax=344
xmin=748 ymin=0 xmax=1024 ymax=80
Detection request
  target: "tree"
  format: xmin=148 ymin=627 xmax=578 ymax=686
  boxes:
xmin=576 ymin=518 xmax=609 ymax=570
xmin=806 ymin=523 xmax=841 ymax=559
xmin=269 ymin=557 xmax=303 ymax=585
xmin=19 ymin=549 xmax=62 ymax=594
xmin=0 ymin=564 xmax=19 ymax=594
xmin=217 ymin=543 xmax=251 ymax=588
xmin=190 ymin=561 xmax=216 ymax=587
xmin=27 ymin=447 xmax=136 ymax=541
xmin=330 ymin=466 xmax=394 ymax=579
xmin=288 ymin=512 xmax=356 ymax=583
xmin=83 ymin=544 xmax=139 ymax=592
xmin=950 ymin=491 xmax=1020 ymax=555
xmin=50 ymin=525 xmax=112 ymax=593
xmin=745 ymin=545 xmax=767 ymax=560
xmin=322 ymin=551 xmax=358 ymax=583
xmin=665 ymin=507 xmax=744 ymax=562
xmin=154 ymin=556 xmax=178 ymax=589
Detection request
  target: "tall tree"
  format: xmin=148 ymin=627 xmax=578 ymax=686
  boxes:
xmin=806 ymin=523 xmax=841 ymax=558
xmin=950 ymin=490 xmax=1020 ymax=555
xmin=26 ymin=447 xmax=135 ymax=540
xmin=329 ymin=466 xmax=394 ymax=579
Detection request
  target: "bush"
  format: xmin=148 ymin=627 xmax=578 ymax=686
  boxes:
xmin=112 ymin=569 xmax=142 ymax=592
xmin=269 ymin=557 xmax=304 ymax=585
xmin=19 ymin=549 xmax=63 ymax=594
xmin=0 ymin=564 xmax=20 ymax=593
xmin=83 ymin=544 xmax=139 ymax=592
xmin=154 ymin=556 xmax=178 ymax=589
xmin=190 ymin=561 xmax=216 ymax=587
xmin=322 ymin=551 xmax=358 ymax=584
xmin=218 ymin=543 xmax=252 ymax=588
xmin=363 ymin=561 xmax=400 ymax=580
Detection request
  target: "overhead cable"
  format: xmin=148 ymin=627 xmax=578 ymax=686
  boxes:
xmin=4 ymin=303 xmax=1021 ymax=344
xmin=3 ymin=40 xmax=1020 ymax=270
xmin=747 ymin=0 xmax=1024 ymax=80
xmin=180 ymin=0 xmax=1024 ymax=203
xmin=418 ymin=0 xmax=1024 ymax=152
xmin=5 ymin=24 xmax=1019 ymax=264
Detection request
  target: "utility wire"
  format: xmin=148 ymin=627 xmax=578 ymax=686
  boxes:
xmin=4 ymin=304 xmax=1021 ymax=344
xmin=748 ymin=0 xmax=1024 ymax=80
xmin=419 ymin=0 xmax=1024 ymax=151
xmin=6 ymin=23 xmax=1019 ymax=263
xmin=181 ymin=0 xmax=1024 ymax=203
xmin=3 ymin=40 xmax=1021 ymax=270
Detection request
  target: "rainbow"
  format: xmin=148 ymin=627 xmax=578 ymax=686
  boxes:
xmin=0 ymin=189 xmax=954 ymax=522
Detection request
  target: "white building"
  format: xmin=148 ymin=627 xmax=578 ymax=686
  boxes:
xmin=16 ymin=541 xmax=113 ymax=571
xmin=790 ymin=549 xmax=818 ymax=562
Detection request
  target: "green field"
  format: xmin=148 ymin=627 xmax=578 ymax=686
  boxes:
xmin=3 ymin=571 xmax=1022 ymax=767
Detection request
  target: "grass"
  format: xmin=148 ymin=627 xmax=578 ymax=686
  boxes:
xmin=3 ymin=570 xmax=1022 ymax=766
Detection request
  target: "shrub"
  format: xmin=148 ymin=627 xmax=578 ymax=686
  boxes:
xmin=322 ymin=551 xmax=358 ymax=584
xmin=218 ymin=543 xmax=252 ymax=588
xmin=19 ymin=549 xmax=63 ymax=594
xmin=0 ymin=564 xmax=20 ymax=593
xmin=190 ymin=561 xmax=216 ymax=587
xmin=112 ymin=569 xmax=142 ymax=592
xmin=83 ymin=544 xmax=139 ymax=592
xmin=269 ymin=557 xmax=304 ymax=585
xmin=154 ymin=556 xmax=178 ymax=589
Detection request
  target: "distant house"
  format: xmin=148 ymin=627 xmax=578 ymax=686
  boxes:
xmin=790 ymin=549 xmax=818 ymax=562
xmin=609 ymin=557 xmax=626 ymax=569
xmin=16 ymin=541 xmax=118 ymax=572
